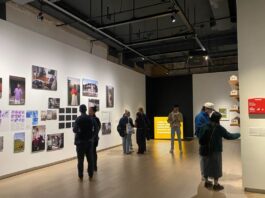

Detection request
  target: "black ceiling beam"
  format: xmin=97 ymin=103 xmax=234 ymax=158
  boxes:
xmin=170 ymin=0 xmax=206 ymax=51
xmin=41 ymin=0 xmax=169 ymax=73
xmin=228 ymin=0 xmax=237 ymax=23
xmin=98 ymin=11 xmax=175 ymax=30
xmin=169 ymin=63 xmax=237 ymax=71
xmin=127 ymin=32 xmax=194 ymax=47
xmin=206 ymin=0 xmax=216 ymax=27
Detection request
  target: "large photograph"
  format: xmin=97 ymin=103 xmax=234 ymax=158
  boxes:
xmin=0 ymin=136 xmax=3 ymax=152
xmin=32 ymin=125 xmax=46 ymax=152
xmin=9 ymin=76 xmax=25 ymax=105
xmin=67 ymin=77 xmax=80 ymax=106
xmin=0 ymin=78 xmax=2 ymax=98
xmin=32 ymin=65 xmax=57 ymax=91
xmin=48 ymin=98 xmax=60 ymax=109
xmin=106 ymin=85 xmax=114 ymax=108
xmin=82 ymin=79 xmax=98 ymax=97
xmin=88 ymin=99 xmax=100 ymax=111
xmin=14 ymin=132 xmax=25 ymax=153
xmin=47 ymin=133 xmax=64 ymax=151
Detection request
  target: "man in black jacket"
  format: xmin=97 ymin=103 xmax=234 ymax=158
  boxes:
xmin=89 ymin=106 xmax=101 ymax=172
xmin=73 ymin=104 xmax=98 ymax=181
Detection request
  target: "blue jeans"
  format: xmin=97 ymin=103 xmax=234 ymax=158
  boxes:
xmin=122 ymin=134 xmax=131 ymax=154
xmin=171 ymin=127 xmax=182 ymax=151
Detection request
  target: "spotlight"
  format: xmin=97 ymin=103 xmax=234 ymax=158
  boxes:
xmin=37 ymin=12 xmax=44 ymax=21
xmin=204 ymin=55 xmax=209 ymax=60
xmin=141 ymin=57 xmax=145 ymax=61
xmin=171 ymin=15 xmax=176 ymax=23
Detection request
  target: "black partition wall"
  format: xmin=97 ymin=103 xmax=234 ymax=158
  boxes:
xmin=146 ymin=75 xmax=194 ymax=139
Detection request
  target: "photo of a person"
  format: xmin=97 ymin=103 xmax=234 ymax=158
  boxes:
xmin=106 ymin=85 xmax=114 ymax=108
xmin=67 ymin=77 xmax=80 ymax=106
xmin=32 ymin=125 xmax=46 ymax=152
xmin=9 ymin=76 xmax=25 ymax=105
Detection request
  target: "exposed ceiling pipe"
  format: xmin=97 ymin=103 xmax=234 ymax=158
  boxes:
xmin=127 ymin=32 xmax=194 ymax=47
xmin=41 ymin=0 xmax=169 ymax=73
xmin=169 ymin=0 xmax=207 ymax=51
xmin=98 ymin=11 xmax=175 ymax=30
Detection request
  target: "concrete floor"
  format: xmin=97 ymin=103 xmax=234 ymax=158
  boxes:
xmin=0 ymin=139 xmax=264 ymax=198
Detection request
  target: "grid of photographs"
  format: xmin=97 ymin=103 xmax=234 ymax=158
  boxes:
xmin=58 ymin=107 xmax=78 ymax=129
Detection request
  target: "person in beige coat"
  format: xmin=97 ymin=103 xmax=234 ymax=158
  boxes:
xmin=167 ymin=105 xmax=183 ymax=153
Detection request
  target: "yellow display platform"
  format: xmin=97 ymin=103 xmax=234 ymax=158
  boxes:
xmin=154 ymin=117 xmax=184 ymax=139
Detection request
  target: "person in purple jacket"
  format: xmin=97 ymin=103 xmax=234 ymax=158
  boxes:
xmin=14 ymin=83 xmax=23 ymax=104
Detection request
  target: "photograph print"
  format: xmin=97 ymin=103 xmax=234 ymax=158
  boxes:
xmin=14 ymin=132 xmax=25 ymax=153
xmin=106 ymin=85 xmax=114 ymax=108
xmin=32 ymin=125 xmax=46 ymax=152
xmin=88 ymin=99 xmax=100 ymax=111
xmin=47 ymin=133 xmax=64 ymax=151
xmin=48 ymin=98 xmax=60 ymax=109
xmin=67 ymin=77 xmax=80 ymax=106
xmin=102 ymin=122 xmax=111 ymax=135
xmin=32 ymin=65 xmax=57 ymax=91
xmin=0 ymin=78 xmax=2 ymax=98
xmin=0 ymin=136 xmax=3 ymax=152
xmin=82 ymin=79 xmax=98 ymax=97
xmin=9 ymin=76 xmax=25 ymax=105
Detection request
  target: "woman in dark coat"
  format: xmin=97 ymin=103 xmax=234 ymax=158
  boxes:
xmin=199 ymin=111 xmax=240 ymax=191
xmin=135 ymin=112 xmax=146 ymax=154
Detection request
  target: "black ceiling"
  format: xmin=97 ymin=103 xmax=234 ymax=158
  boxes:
xmin=28 ymin=0 xmax=237 ymax=76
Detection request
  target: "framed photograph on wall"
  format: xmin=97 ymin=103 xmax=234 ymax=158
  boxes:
xmin=9 ymin=76 xmax=25 ymax=105
xmin=47 ymin=133 xmax=64 ymax=151
xmin=218 ymin=107 xmax=229 ymax=121
xmin=82 ymin=79 xmax=98 ymax=97
xmin=48 ymin=98 xmax=60 ymax=109
xmin=0 ymin=78 xmax=2 ymax=98
xmin=67 ymin=77 xmax=80 ymax=106
xmin=106 ymin=85 xmax=114 ymax=108
xmin=32 ymin=125 xmax=46 ymax=153
xmin=32 ymin=65 xmax=57 ymax=91
xmin=14 ymin=132 xmax=25 ymax=153
xmin=88 ymin=99 xmax=100 ymax=111
xmin=102 ymin=122 xmax=111 ymax=135
xmin=0 ymin=136 xmax=3 ymax=152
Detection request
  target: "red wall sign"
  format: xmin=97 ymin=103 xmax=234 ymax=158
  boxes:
xmin=248 ymin=98 xmax=265 ymax=114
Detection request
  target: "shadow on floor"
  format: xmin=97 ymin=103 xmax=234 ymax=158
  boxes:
xmin=190 ymin=183 xmax=226 ymax=198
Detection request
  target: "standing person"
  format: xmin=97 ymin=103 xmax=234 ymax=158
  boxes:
xmin=135 ymin=112 xmax=146 ymax=154
xmin=195 ymin=102 xmax=215 ymax=181
xmin=167 ymin=105 xmax=183 ymax=153
xmin=89 ymin=106 xmax=101 ymax=172
xmin=73 ymin=104 xmax=98 ymax=181
xmin=138 ymin=107 xmax=151 ymax=141
xmin=71 ymin=85 xmax=78 ymax=106
xmin=199 ymin=111 xmax=240 ymax=191
xmin=14 ymin=83 xmax=23 ymax=104
xmin=118 ymin=110 xmax=134 ymax=154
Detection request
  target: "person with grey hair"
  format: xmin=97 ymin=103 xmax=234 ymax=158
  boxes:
xmin=118 ymin=110 xmax=134 ymax=154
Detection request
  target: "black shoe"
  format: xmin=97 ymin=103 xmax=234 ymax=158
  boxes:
xmin=78 ymin=175 xmax=83 ymax=181
xmin=89 ymin=175 xmax=93 ymax=181
xmin=213 ymin=184 xmax=224 ymax=191
xmin=94 ymin=166 xmax=97 ymax=172
xmin=204 ymin=181 xmax=213 ymax=189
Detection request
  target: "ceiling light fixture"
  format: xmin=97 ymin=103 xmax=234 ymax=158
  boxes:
xmin=141 ymin=57 xmax=145 ymax=61
xmin=171 ymin=15 xmax=176 ymax=23
xmin=204 ymin=55 xmax=209 ymax=60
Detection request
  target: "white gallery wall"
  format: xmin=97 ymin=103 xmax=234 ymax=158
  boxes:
xmin=237 ymin=0 xmax=265 ymax=191
xmin=0 ymin=20 xmax=145 ymax=177
xmin=193 ymin=71 xmax=239 ymax=133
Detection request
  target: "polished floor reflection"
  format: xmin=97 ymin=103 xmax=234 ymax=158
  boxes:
xmin=0 ymin=139 xmax=263 ymax=198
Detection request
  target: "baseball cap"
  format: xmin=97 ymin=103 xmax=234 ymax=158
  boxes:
xmin=204 ymin=102 xmax=214 ymax=109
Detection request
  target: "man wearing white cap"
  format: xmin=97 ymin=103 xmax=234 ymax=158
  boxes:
xmin=195 ymin=102 xmax=215 ymax=182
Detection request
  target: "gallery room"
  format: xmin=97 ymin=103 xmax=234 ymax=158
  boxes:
xmin=0 ymin=0 xmax=264 ymax=197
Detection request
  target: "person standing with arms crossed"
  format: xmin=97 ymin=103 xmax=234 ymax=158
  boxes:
xmin=73 ymin=104 xmax=98 ymax=181
xmin=167 ymin=105 xmax=183 ymax=153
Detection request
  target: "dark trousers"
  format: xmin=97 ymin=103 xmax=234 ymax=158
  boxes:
xmin=137 ymin=129 xmax=146 ymax=153
xmin=93 ymin=140 xmax=98 ymax=170
xmin=76 ymin=142 xmax=94 ymax=177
